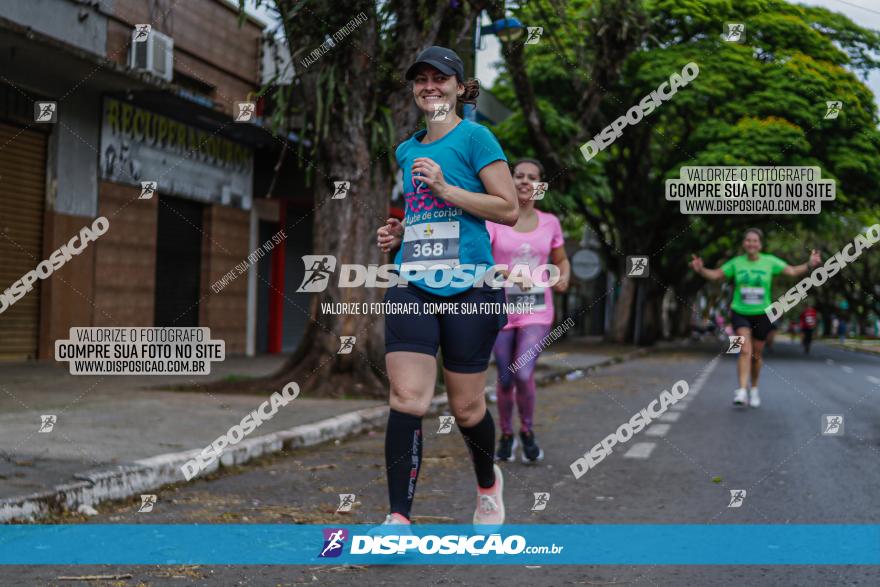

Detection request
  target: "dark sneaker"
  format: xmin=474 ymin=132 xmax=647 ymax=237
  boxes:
xmin=495 ymin=434 xmax=517 ymax=462
xmin=519 ymin=430 xmax=544 ymax=464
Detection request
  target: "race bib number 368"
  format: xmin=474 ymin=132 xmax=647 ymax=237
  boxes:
xmin=401 ymin=221 xmax=460 ymax=270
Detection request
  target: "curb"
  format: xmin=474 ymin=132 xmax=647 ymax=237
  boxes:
xmin=826 ymin=342 xmax=880 ymax=357
xmin=0 ymin=349 xmax=647 ymax=523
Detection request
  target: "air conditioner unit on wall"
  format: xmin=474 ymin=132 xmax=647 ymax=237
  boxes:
xmin=130 ymin=29 xmax=174 ymax=82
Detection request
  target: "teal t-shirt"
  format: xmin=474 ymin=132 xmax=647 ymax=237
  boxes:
xmin=721 ymin=254 xmax=788 ymax=315
xmin=393 ymin=119 xmax=507 ymax=297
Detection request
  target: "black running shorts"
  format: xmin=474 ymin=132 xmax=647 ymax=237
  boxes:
xmin=731 ymin=310 xmax=773 ymax=341
xmin=383 ymin=282 xmax=507 ymax=373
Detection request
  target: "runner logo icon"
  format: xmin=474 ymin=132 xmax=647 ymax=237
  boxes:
xmin=724 ymin=23 xmax=745 ymax=42
xmin=337 ymin=493 xmax=356 ymax=512
xmin=337 ymin=336 xmax=356 ymax=354
xmin=35 ymin=102 xmax=57 ymax=123
xmin=821 ymin=414 xmax=844 ymax=435
xmin=531 ymin=492 xmax=550 ymax=511
xmin=525 ymin=27 xmax=543 ymax=44
xmin=728 ymin=490 xmax=746 ymax=508
xmin=132 ymin=24 xmax=151 ymax=42
xmin=727 ymin=336 xmax=744 ymax=354
xmin=436 ymin=415 xmax=454 ymax=434
xmin=332 ymin=181 xmax=350 ymax=199
xmin=531 ymin=182 xmax=547 ymax=200
xmin=627 ymin=256 xmax=649 ymax=278
xmin=235 ymin=102 xmax=255 ymax=122
xmin=140 ymin=181 xmax=157 ymax=200
xmin=38 ymin=415 xmax=56 ymax=433
xmin=319 ymin=528 xmax=348 ymax=558
xmin=824 ymin=101 xmax=842 ymax=120
xmin=138 ymin=494 xmax=157 ymax=513
xmin=432 ymin=103 xmax=451 ymax=121
xmin=297 ymin=256 xmax=337 ymax=292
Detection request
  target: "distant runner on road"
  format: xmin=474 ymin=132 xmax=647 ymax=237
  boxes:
xmin=690 ymin=228 xmax=820 ymax=408
xmin=800 ymin=302 xmax=818 ymax=354
xmin=486 ymin=158 xmax=570 ymax=464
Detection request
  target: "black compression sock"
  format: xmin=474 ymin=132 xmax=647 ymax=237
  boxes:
xmin=385 ymin=408 xmax=423 ymax=519
xmin=458 ymin=409 xmax=496 ymax=489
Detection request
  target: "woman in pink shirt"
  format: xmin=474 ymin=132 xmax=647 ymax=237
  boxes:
xmin=486 ymin=159 xmax=570 ymax=463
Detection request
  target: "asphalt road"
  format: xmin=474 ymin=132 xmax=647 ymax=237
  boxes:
xmin=5 ymin=340 xmax=878 ymax=586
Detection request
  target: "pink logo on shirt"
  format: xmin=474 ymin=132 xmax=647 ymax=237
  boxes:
xmin=404 ymin=176 xmax=452 ymax=213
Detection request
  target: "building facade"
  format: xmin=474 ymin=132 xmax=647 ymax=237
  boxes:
xmin=0 ymin=0 xmax=300 ymax=361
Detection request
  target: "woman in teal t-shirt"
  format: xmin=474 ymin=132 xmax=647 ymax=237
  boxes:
xmin=374 ymin=46 xmax=518 ymax=529
xmin=690 ymin=228 xmax=820 ymax=408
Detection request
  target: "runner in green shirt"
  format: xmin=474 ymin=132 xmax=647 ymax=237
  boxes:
xmin=690 ymin=228 xmax=820 ymax=408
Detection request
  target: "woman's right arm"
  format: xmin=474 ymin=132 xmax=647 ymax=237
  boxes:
xmin=377 ymin=218 xmax=404 ymax=253
xmin=690 ymin=254 xmax=726 ymax=281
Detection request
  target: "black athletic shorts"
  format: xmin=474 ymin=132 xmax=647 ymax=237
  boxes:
xmin=802 ymin=328 xmax=814 ymax=344
xmin=383 ymin=282 xmax=507 ymax=373
xmin=731 ymin=310 xmax=773 ymax=341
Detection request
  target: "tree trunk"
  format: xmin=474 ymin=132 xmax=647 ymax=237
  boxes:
xmin=259 ymin=0 xmax=385 ymax=398
xmin=639 ymin=283 xmax=665 ymax=345
xmin=672 ymin=294 xmax=693 ymax=338
xmin=270 ymin=169 xmax=392 ymax=399
xmin=262 ymin=0 xmax=478 ymax=398
xmin=609 ymin=277 xmax=636 ymax=343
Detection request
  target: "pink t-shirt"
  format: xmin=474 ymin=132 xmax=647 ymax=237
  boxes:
xmin=487 ymin=210 xmax=564 ymax=329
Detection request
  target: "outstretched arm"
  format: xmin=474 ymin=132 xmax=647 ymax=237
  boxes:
xmin=690 ymin=254 xmax=726 ymax=282
xmin=782 ymin=249 xmax=821 ymax=277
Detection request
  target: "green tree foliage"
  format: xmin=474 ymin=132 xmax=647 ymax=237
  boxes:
xmin=767 ymin=210 xmax=880 ymax=333
xmin=490 ymin=0 xmax=880 ymax=341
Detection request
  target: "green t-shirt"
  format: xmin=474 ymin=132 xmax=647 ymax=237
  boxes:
xmin=721 ymin=254 xmax=788 ymax=315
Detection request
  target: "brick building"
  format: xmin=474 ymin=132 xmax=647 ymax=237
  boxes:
xmin=0 ymin=0 xmax=307 ymax=361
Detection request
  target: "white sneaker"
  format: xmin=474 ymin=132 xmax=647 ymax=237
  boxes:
xmin=749 ymin=387 xmax=761 ymax=408
xmin=367 ymin=513 xmax=413 ymax=537
xmin=473 ymin=464 xmax=505 ymax=527
xmin=733 ymin=388 xmax=748 ymax=406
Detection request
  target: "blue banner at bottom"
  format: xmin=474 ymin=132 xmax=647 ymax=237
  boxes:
xmin=0 ymin=525 xmax=877 ymax=565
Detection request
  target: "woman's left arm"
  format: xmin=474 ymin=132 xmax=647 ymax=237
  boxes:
xmin=782 ymin=249 xmax=821 ymax=277
xmin=412 ymin=157 xmax=518 ymax=226
xmin=550 ymin=246 xmax=571 ymax=292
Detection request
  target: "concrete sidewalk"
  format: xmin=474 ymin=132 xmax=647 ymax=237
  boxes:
xmin=0 ymin=336 xmax=643 ymax=521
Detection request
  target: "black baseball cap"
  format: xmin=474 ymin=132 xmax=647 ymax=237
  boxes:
xmin=405 ymin=46 xmax=465 ymax=81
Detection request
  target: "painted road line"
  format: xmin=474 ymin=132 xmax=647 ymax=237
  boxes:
xmin=826 ymin=359 xmax=835 ymax=365
xmin=867 ymin=376 xmax=880 ymax=386
xmin=621 ymin=358 xmax=717 ymax=461
xmin=623 ymin=442 xmax=656 ymax=459
xmin=687 ymin=356 xmax=719 ymax=395
xmin=842 ymin=366 xmax=854 ymax=374
xmin=644 ymin=424 xmax=671 ymax=437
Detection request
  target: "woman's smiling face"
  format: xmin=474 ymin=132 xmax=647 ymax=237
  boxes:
xmin=513 ymin=162 xmax=542 ymax=205
xmin=742 ymin=231 xmax=763 ymax=255
xmin=412 ymin=64 xmax=461 ymax=116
